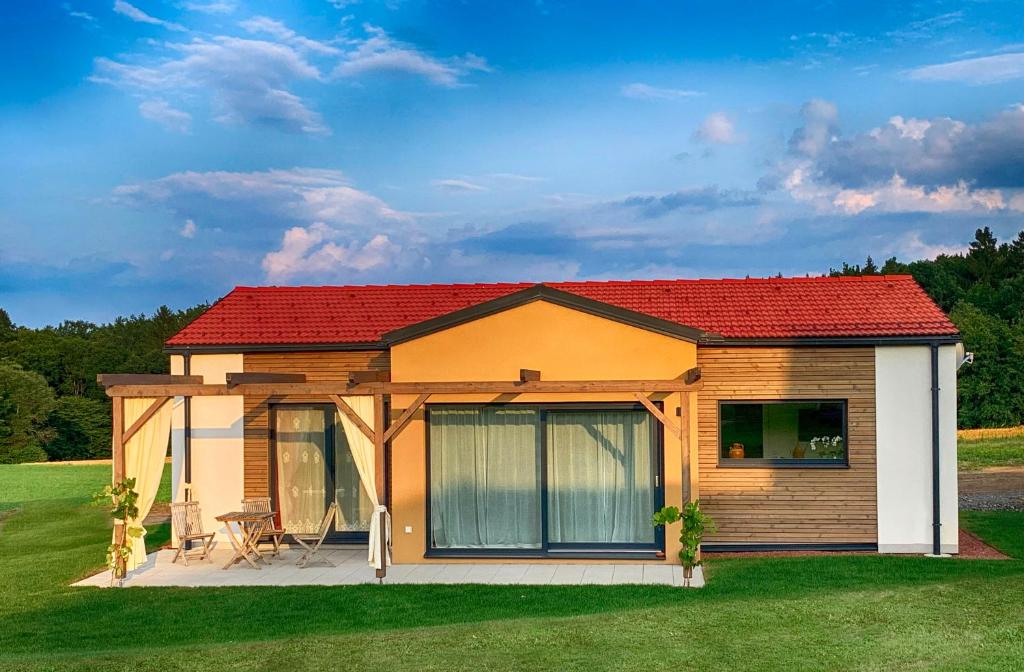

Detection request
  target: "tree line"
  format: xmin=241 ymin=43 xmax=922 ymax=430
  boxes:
xmin=0 ymin=305 xmax=206 ymax=463
xmin=2 ymin=226 xmax=1023 ymax=462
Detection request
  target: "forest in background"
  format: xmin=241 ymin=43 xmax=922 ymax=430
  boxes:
xmin=0 ymin=305 xmax=205 ymax=463
xmin=1 ymin=226 xmax=1023 ymax=463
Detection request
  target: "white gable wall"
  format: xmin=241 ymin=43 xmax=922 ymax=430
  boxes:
xmin=875 ymin=345 xmax=959 ymax=554
xmin=170 ymin=354 xmax=245 ymax=543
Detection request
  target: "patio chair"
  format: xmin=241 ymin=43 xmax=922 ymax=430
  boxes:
xmin=169 ymin=501 xmax=215 ymax=566
xmin=293 ymin=502 xmax=338 ymax=568
xmin=241 ymin=496 xmax=286 ymax=557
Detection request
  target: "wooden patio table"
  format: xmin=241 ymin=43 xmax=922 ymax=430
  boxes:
xmin=215 ymin=511 xmax=275 ymax=570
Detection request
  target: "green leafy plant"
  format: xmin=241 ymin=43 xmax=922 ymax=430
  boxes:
xmin=93 ymin=477 xmax=143 ymax=581
xmin=652 ymin=500 xmax=716 ymax=577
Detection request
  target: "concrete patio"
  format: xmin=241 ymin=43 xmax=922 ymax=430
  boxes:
xmin=74 ymin=546 xmax=703 ymax=588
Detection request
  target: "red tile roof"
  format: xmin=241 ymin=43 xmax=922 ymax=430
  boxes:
xmin=166 ymin=275 xmax=959 ymax=347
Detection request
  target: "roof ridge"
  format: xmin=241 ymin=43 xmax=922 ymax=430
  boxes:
xmin=230 ymin=274 xmax=918 ymax=293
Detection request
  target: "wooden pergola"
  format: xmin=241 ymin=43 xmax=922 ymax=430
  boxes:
xmin=100 ymin=367 xmax=702 ymax=579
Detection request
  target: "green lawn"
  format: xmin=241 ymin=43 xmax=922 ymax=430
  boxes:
xmin=958 ymin=435 xmax=1024 ymax=471
xmin=1 ymin=464 xmax=1023 ymax=671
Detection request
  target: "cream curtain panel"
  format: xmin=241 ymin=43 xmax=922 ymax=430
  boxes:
xmin=429 ymin=407 xmax=541 ymax=549
xmin=546 ymin=410 xmax=655 ymax=544
xmin=274 ymin=408 xmax=328 ymax=534
xmin=115 ymin=397 xmax=172 ymax=572
xmin=336 ymin=396 xmax=390 ymax=569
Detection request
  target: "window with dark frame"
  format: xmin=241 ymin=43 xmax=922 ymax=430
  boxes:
xmin=719 ymin=400 xmax=847 ymax=466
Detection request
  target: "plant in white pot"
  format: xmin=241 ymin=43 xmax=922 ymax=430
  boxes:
xmin=652 ymin=499 xmax=716 ymax=586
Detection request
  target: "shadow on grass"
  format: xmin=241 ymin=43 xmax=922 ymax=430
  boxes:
xmin=2 ymin=497 xmax=1023 ymax=659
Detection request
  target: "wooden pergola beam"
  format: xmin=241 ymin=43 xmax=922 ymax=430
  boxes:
xmin=121 ymin=397 xmax=172 ymax=445
xmin=382 ymin=394 xmax=430 ymax=444
xmin=633 ymin=393 xmax=682 ymax=440
xmin=97 ymin=374 xmax=204 ymax=386
xmin=519 ymin=369 xmax=541 ymax=382
xmin=225 ymin=372 xmax=306 ymax=386
xmin=103 ymin=377 xmax=702 ymax=398
xmin=349 ymin=370 xmax=390 ymax=384
xmin=328 ymin=394 xmax=375 ymax=442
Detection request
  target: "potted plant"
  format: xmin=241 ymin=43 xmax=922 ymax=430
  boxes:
xmin=728 ymin=442 xmax=745 ymax=459
xmin=652 ymin=500 xmax=716 ymax=585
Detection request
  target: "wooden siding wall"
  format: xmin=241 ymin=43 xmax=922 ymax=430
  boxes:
xmin=697 ymin=347 xmax=877 ymax=545
xmin=242 ymin=351 xmax=390 ymax=497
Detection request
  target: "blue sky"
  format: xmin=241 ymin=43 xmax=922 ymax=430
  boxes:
xmin=1 ymin=1 xmax=1023 ymax=326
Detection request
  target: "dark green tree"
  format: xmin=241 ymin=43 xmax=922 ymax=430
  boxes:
xmin=0 ymin=361 xmax=57 ymax=463
xmin=45 ymin=396 xmax=111 ymax=461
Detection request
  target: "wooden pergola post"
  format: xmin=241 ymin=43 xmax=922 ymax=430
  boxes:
xmin=111 ymin=395 xmax=127 ymax=578
xmin=373 ymin=391 xmax=387 ymax=580
xmin=680 ymin=391 xmax=694 ymax=504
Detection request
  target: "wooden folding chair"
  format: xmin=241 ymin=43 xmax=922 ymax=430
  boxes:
xmin=170 ymin=501 xmax=215 ymax=565
xmin=242 ymin=496 xmax=286 ymax=557
xmin=293 ymin=502 xmax=338 ymax=568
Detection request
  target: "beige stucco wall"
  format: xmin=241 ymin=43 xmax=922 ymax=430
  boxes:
xmin=170 ymin=353 xmax=245 ymax=542
xmin=388 ymin=299 xmax=698 ymax=564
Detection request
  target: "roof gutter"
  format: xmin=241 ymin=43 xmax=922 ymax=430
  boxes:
xmin=183 ymin=349 xmax=192 ymax=503
xmin=165 ymin=333 xmax=962 ymax=354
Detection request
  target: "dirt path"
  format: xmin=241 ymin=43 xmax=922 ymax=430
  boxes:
xmin=959 ymin=467 xmax=1024 ymax=511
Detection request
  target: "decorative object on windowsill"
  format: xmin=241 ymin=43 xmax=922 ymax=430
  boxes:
xmin=652 ymin=500 xmax=717 ymax=586
xmin=92 ymin=477 xmax=142 ymax=586
xmin=792 ymin=442 xmax=806 ymax=459
xmin=809 ymin=435 xmax=844 ymax=459
xmin=728 ymin=442 xmax=745 ymax=459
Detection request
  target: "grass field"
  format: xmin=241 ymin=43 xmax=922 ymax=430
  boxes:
xmin=958 ymin=434 xmax=1024 ymax=471
xmin=1 ymin=463 xmax=1023 ymax=671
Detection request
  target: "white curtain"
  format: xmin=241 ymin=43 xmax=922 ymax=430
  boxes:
xmin=429 ymin=407 xmax=541 ymax=549
xmin=274 ymin=409 xmax=329 ymax=534
xmin=116 ymin=397 xmax=172 ymax=572
xmin=335 ymin=396 xmax=390 ymax=569
xmin=546 ymin=410 xmax=655 ymax=544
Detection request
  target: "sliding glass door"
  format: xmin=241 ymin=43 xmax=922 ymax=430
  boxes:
xmin=428 ymin=407 xmax=542 ymax=549
xmin=546 ymin=410 xmax=657 ymax=547
xmin=428 ymin=404 xmax=662 ymax=555
xmin=272 ymin=405 xmax=373 ymax=542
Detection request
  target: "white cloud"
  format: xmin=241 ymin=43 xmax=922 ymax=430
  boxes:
xmin=830 ymin=174 xmax=1010 ymax=215
xmin=620 ymin=82 xmax=703 ymax=100
xmin=787 ymin=99 xmax=838 ymax=158
xmin=432 ymin=179 xmax=487 ymax=192
xmin=180 ymin=219 xmax=197 ymax=238
xmin=113 ymin=167 xmax=411 ymax=229
xmin=906 ymin=52 xmax=1024 ymax=85
xmin=64 ymin=4 xmax=96 ymax=22
xmin=113 ymin=1 xmax=186 ymax=31
xmin=693 ymin=112 xmax=740 ymax=145
xmin=884 ymin=231 xmax=968 ymax=261
xmin=262 ymin=224 xmax=400 ymax=281
xmin=240 ymin=16 xmax=340 ymax=56
xmin=333 ymin=24 xmax=490 ymax=87
xmin=183 ymin=1 xmax=235 ymax=13
xmin=92 ymin=37 xmax=328 ymax=134
xmin=487 ymin=173 xmax=543 ymax=183
xmin=138 ymin=98 xmax=192 ymax=132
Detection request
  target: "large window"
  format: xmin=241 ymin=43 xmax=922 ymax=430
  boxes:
xmin=719 ymin=400 xmax=847 ymax=466
xmin=427 ymin=405 xmax=662 ymax=555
